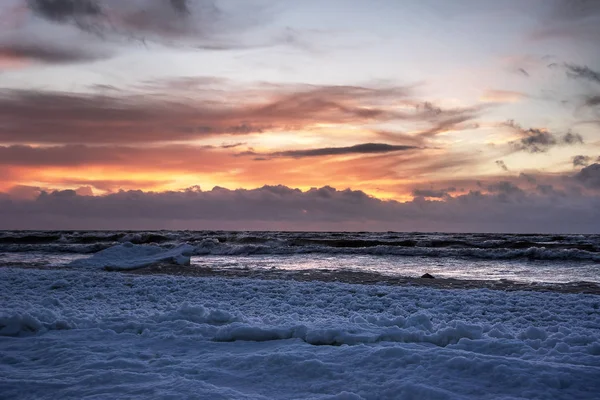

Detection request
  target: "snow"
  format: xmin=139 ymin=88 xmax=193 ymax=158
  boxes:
xmin=68 ymin=242 xmax=194 ymax=270
xmin=1 ymin=267 xmax=599 ymax=399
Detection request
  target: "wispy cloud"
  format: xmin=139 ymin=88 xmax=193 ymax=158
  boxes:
xmin=245 ymin=143 xmax=420 ymax=159
xmin=495 ymin=160 xmax=509 ymax=171
xmin=0 ymin=41 xmax=106 ymax=64
xmin=572 ymin=155 xmax=591 ymax=167
xmin=480 ymin=90 xmax=527 ymax=104
xmin=0 ymin=83 xmax=406 ymax=144
xmin=0 ymin=80 xmax=487 ymax=146
xmin=0 ymin=0 xmax=285 ymax=67
xmin=503 ymin=120 xmax=583 ymax=153
xmin=27 ymin=0 xmax=221 ymax=42
xmin=565 ymin=64 xmax=600 ymax=85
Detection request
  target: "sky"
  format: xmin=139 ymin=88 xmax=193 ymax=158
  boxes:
xmin=0 ymin=0 xmax=599 ymax=232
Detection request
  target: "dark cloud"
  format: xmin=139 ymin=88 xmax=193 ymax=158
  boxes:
xmin=28 ymin=0 xmax=102 ymax=22
xmin=0 ymin=0 xmax=279 ymax=66
xmin=261 ymin=143 xmax=419 ymax=159
xmin=504 ymin=120 xmax=583 ymax=153
xmin=574 ymin=163 xmax=600 ymax=189
xmin=0 ymin=144 xmax=238 ymax=173
xmin=517 ymin=68 xmax=530 ymax=77
xmin=562 ymin=131 xmax=585 ymax=145
xmin=565 ymin=64 xmax=600 ymax=85
xmin=519 ymin=173 xmax=537 ymax=184
xmin=1 ymin=184 xmax=598 ymax=232
xmin=411 ymin=188 xmax=453 ymax=199
xmin=169 ymin=0 xmax=191 ymax=15
xmin=585 ymin=96 xmax=600 ymax=107
xmin=0 ymin=42 xmax=105 ymax=64
xmin=0 ymin=84 xmax=398 ymax=143
xmin=26 ymin=0 xmax=218 ymax=40
xmin=533 ymin=0 xmax=600 ymax=42
xmin=511 ymin=130 xmax=556 ymax=153
xmin=0 ymin=82 xmax=478 ymax=145
xmin=573 ymin=155 xmax=591 ymax=167
xmin=220 ymin=142 xmax=246 ymax=149
xmin=486 ymin=181 xmax=524 ymax=197
xmin=495 ymin=160 xmax=509 ymax=171
xmin=0 ymin=144 xmax=112 ymax=166
xmin=536 ymin=184 xmax=565 ymax=196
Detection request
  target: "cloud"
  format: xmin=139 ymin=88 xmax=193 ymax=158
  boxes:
xmin=532 ymin=0 xmax=600 ymax=42
xmin=0 ymin=0 xmax=280 ymax=66
xmin=565 ymin=64 xmax=600 ymax=85
xmin=26 ymin=0 xmax=219 ymax=41
xmin=480 ymin=90 xmax=527 ymax=103
xmin=0 ymin=41 xmax=106 ymax=64
xmin=562 ymin=131 xmax=585 ymax=145
xmin=504 ymin=120 xmax=583 ymax=153
xmin=28 ymin=0 xmax=102 ymax=22
xmin=519 ymin=173 xmax=537 ymax=184
xmin=0 ymin=144 xmax=241 ymax=171
xmin=251 ymin=143 xmax=420 ymax=159
xmin=486 ymin=181 xmax=524 ymax=197
xmin=0 ymin=82 xmax=415 ymax=144
xmin=573 ymin=155 xmax=591 ymax=167
xmin=412 ymin=102 xmax=483 ymax=138
xmin=411 ymin=188 xmax=454 ymax=199
xmin=0 ymin=142 xmax=495 ymax=200
xmin=0 ymin=82 xmax=485 ymax=146
xmin=585 ymin=96 xmax=600 ymax=107
xmin=5 ymin=184 xmax=44 ymax=200
xmin=574 ymin=163 xmax=600 ymax=189
xmin=1 ymin=184 xmax=599 ymax=232
xmin=495 ymin=160 xmax=509 ymax=171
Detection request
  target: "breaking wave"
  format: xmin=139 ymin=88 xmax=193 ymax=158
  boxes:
xmin=1 ymin=230 xmax=599 ymax=262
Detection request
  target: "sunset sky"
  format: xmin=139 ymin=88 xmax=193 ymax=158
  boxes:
xmin=0 ymin=0 xmax=599 ymax=231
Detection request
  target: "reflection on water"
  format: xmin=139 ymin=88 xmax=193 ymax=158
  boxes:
xmin=190 ymin=254 xmax=599 ymax=283
xmin=1 ymin=252 xmax=598 ymax=284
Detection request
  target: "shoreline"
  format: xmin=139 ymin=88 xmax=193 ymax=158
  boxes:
xmin=126 ymin=265 xmax=600 ymax=295
xmin=3 ymin=264 xmax=599 ymax=295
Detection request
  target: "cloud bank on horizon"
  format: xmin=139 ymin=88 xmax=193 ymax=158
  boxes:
xmin=0 ymin=0 xmax=599 ymax=231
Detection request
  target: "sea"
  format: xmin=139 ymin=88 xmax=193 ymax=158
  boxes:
xmin=1 ymin=230 xmax=599 ymax=283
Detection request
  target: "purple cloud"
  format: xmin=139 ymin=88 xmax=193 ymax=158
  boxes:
xmin=1 ymin=183 xmax=599 ymax=232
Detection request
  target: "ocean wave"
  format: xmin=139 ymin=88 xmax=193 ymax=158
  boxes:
xmin=189 ymin=240 xmax=600 ymax=261
xmin=1 ymin=231 xmax=599 ymax=262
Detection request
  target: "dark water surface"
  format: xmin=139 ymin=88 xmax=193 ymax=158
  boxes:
xmin=1 ymin=231 xmax=599 ymax=283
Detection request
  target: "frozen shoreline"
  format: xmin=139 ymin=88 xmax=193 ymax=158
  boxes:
xmin=128 ymin=265 xmax=600 ymax=295
xmin=1 ymin=267 xmax=599 ymax=399
xmin=3 ymin=263 xmax=600 ymax=294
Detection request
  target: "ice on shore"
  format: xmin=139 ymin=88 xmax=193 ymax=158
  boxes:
xmin=68 ymin=242 xmax=194 ymax=270
xmin=1 ymin=267 xmax=599 ymax=399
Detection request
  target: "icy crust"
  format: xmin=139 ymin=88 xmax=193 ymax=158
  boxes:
xmin=68 ymin=242 xmax=194 ymax=270
xmin=1 ymin=268 xmax=600 ymax=399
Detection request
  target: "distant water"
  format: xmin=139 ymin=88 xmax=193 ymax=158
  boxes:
xmin=1 ymin=231 xmax=599 ymax=283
